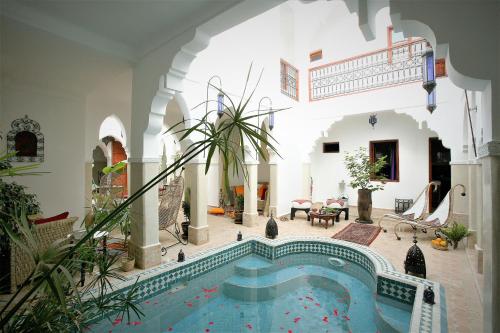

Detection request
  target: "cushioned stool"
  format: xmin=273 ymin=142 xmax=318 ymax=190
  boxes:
xmin=326 ymin=197 xmax=349 ymax=220
xmin=290 ymin=200 xmax=312 ymax=221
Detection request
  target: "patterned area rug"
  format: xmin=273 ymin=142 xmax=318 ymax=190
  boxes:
xmin=332 ymin=223 xmax=382 ymax=246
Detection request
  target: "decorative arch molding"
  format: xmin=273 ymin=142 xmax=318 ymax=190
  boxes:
xmin=7 ymin=115 xmax=44 ymax=162
xmin=98 ymin=114 xmax=129 ymax=156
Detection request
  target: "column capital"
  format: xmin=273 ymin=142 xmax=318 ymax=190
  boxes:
xmin=128 ymin=157 xmax=160 ymax=163
xmin=478 ymin=140 xmax=500 ymax=158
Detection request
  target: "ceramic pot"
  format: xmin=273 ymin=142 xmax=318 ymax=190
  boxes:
xmin=356 ymin=189 xmax=373 ymax=223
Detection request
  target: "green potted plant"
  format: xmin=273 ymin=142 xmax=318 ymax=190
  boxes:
xmin=344 ymin=147 xmax=387 ymax=223
xmin=441 ymin=222 xmax=470 ymax=249
xmin=118 ymin=206 xmax=135 ymax=271
xmin=0 ymin=169 xmax=41 ymax=293
xmin=234 ymin=194 xmax=244 ymax=224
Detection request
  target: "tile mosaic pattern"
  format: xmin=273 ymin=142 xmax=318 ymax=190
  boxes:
xmin=90 ymin=236 xmax=444 ymax=332
xmin=377 ymin=276 xmax=416 ymax=305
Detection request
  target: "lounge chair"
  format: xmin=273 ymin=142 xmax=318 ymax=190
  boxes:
xmin=380 ymin=183 xmax=466 ymax=240
xmin=159 ymin=175 xmax=187 ymax=254
xmin=378 ymin=182 xmax=439 ymax=240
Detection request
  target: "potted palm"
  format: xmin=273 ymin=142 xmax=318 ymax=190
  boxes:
xmin=234 ymin=195 xmax=244 ymax=224
xmin=119 ymin=207 xmax=135 ymax=271
xmin=344 ymin=147 xmax=387 ymax=223
xmin=441 ymin=222 xmax=470 ymax=249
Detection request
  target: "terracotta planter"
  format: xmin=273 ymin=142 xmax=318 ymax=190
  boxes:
xmin=121 ymin=257 xmax=135 ymax=272
xmin=356 ymin=189 xmax=373 ymax=224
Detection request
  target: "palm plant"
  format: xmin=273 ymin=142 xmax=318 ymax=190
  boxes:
xmin=0 ymin=65 xmax=284 ymax=330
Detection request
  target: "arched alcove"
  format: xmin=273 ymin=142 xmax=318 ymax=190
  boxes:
xmin=7 ymin=115 xmax=44 ymax=162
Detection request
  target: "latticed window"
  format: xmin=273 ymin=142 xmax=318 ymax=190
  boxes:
xmin=280 ymin=59 xmax=299 ymax=101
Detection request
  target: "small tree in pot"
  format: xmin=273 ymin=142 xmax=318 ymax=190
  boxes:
xmin=344 ymin=147 xmax=387 ymax=223
xmin=181 ymin=188 xmax=191 ymax=240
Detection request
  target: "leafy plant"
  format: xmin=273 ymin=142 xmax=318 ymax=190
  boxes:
xmin=441 ymin=222 xmax=470 ymax=249
xmin=344 ymin=147 xmax=387 ymax=192
xmin=0 ymin=180 xmax=41 ymax=255
xmin=0 ymin=65 xmax=282 ymax=330
xmin=182 ymin=188 xmax=191 ymax=221
xmin=235 ymin=195 xmax=244 ymax=211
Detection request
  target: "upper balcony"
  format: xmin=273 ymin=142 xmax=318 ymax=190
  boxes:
xmin=308 ymin=39 xmax=435 ymax=101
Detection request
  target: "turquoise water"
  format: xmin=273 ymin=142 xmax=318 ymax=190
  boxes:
xmin=92 ymin=253 xmax=411 ymax=333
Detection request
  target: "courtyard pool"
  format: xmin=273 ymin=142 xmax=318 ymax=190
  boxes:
xmin=89 ymin=237 xmax=446 ymax=333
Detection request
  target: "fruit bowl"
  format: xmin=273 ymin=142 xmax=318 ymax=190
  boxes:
xmin=431 ymin=238 xmax=449 ymax=251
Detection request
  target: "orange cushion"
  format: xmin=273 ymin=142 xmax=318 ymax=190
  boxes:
xmin=208 ymin=207 xmax=225 ymax=215
xmin=257 ymin=184 xmax=266 ymax=200
xmin=234 ymin=185 xmax=244 ymax=196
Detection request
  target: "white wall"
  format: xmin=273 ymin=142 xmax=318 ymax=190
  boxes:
xmin=181 ymin=1 xmax=468 ymax=215
xmin=310 ymin=111 xmax=437 ymax=209
xmin=0 ymin=18 xmax=132 ymax=221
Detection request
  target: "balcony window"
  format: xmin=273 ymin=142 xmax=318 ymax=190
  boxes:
xmin=370 ymin=140 xmax=399 ymax=181
xmin=280 ymin=59 xmax=299 ymax=101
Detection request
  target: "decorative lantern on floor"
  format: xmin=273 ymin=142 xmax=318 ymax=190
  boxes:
xmin=265 ymin=213 xmax=278 ymax=239
xmin=404 ymin=234 xmax=426 ymax=278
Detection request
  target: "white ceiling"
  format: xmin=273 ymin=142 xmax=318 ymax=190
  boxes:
xmin=3 ymin=0 xmax=243 ymax=60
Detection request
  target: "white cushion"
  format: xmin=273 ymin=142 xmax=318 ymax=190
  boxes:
xmin=292 ymin=201 xmax=312 ymax=209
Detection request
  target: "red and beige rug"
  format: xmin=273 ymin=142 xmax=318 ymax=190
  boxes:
xmin=332 ymin=223 xmax=382 ymax=246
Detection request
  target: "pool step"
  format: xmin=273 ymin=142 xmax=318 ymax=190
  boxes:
xmin=234 ymin=255 xmax=274 ymax=277
xmin=225 ymin=265 xmax=355 ymax=303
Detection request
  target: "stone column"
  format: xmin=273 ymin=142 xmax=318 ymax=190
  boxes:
xmin=84 ymin=162 xmax=93 ymax=213
xmin=128 ymin=158 xmax=162 ymax=269
xmin=243 ymin=153 xmax=259 ymax=227
xmin=184 ymin=158 xmax=209 ymax=245
xmin=478 ymin=141 xmax=500 ymax=333
xmin=268 ymin=148 xmax=279 ymax=217
xmin=450 ymin=163 xmax=470 ymax=226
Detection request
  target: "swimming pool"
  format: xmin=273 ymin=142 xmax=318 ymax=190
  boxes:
xmin=90 ymin=237 xmax=447 ymax=333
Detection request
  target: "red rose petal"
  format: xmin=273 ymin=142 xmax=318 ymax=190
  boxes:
xmin=322 ymin=316 xmax=329 ymax=323
xmin=293 ymin=317 xmax=301 ymax=323
xmin=167 ymin=327 xmax=173 ymax=332
xmin=334 ymin=309 xmax=338 ymax=317
xmin=315 ymin=303 xmax=321 ymax=307
xmin=209 ymin=322 xmax=214 ymax=326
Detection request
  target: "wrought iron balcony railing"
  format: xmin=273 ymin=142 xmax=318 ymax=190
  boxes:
xmin=309 ymin=39 xmax=427 ymax=101
xmin=280 ymin=59 xmax=299 ymax=101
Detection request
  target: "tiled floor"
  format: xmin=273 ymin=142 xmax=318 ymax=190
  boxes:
xmin=158 ymin=207 xmax=483 ymax=333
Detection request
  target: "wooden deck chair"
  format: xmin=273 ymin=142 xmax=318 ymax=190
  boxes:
xmin=159 ymin=175 xmax=187 ymax=254
xmin=378 ymin=182 xmax=439 ymax=240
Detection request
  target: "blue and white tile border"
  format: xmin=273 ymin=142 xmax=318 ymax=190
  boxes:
xmin=99 ymin=236 xmax=445 ymax=333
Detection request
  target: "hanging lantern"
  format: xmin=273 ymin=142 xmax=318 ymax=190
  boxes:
xmin=427 ymin=89 xmax=436 ymax=113
xmin=265 ymin=213 xmax=278 ymax=239
xmin=269 ymin=111 xmax=275 ymax=130
xmin=217 ymin=92 xmax=224 ymax=118
xmin=369 ymin=114 xmax=377 ymax=129
xmin=422 ymin=44 xmax=436 ymax=94
xmin=404 ymin=234 xmax=426 ymax=278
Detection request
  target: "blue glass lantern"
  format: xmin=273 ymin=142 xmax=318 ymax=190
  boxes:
xmin=217 ymin=92 xmax=224 ymax=118
xmin=427 ymin=89 xmax=436 ymax=113
xmin=422 ymin=44 xmax=436 ymax=94
xmin=269 ymin=111 xmax=275 ymax=130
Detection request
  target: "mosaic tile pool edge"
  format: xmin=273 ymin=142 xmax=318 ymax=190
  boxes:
xmin=91 ymin=236 xmax=444 ymax=332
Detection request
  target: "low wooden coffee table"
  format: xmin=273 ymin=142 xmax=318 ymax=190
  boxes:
xmin=309 ymin=210 xmax=341 ymax=229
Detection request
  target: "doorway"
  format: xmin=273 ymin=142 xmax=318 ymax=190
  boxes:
xmin=428 ymin=138 xmax=451 ymax=211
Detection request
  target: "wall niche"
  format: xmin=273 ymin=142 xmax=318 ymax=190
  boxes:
xmin=7 ymin=115 xmax=44 ymax=162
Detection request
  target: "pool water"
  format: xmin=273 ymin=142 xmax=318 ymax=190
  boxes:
xmin=93 ymin=253 xmax=411 ymax=333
